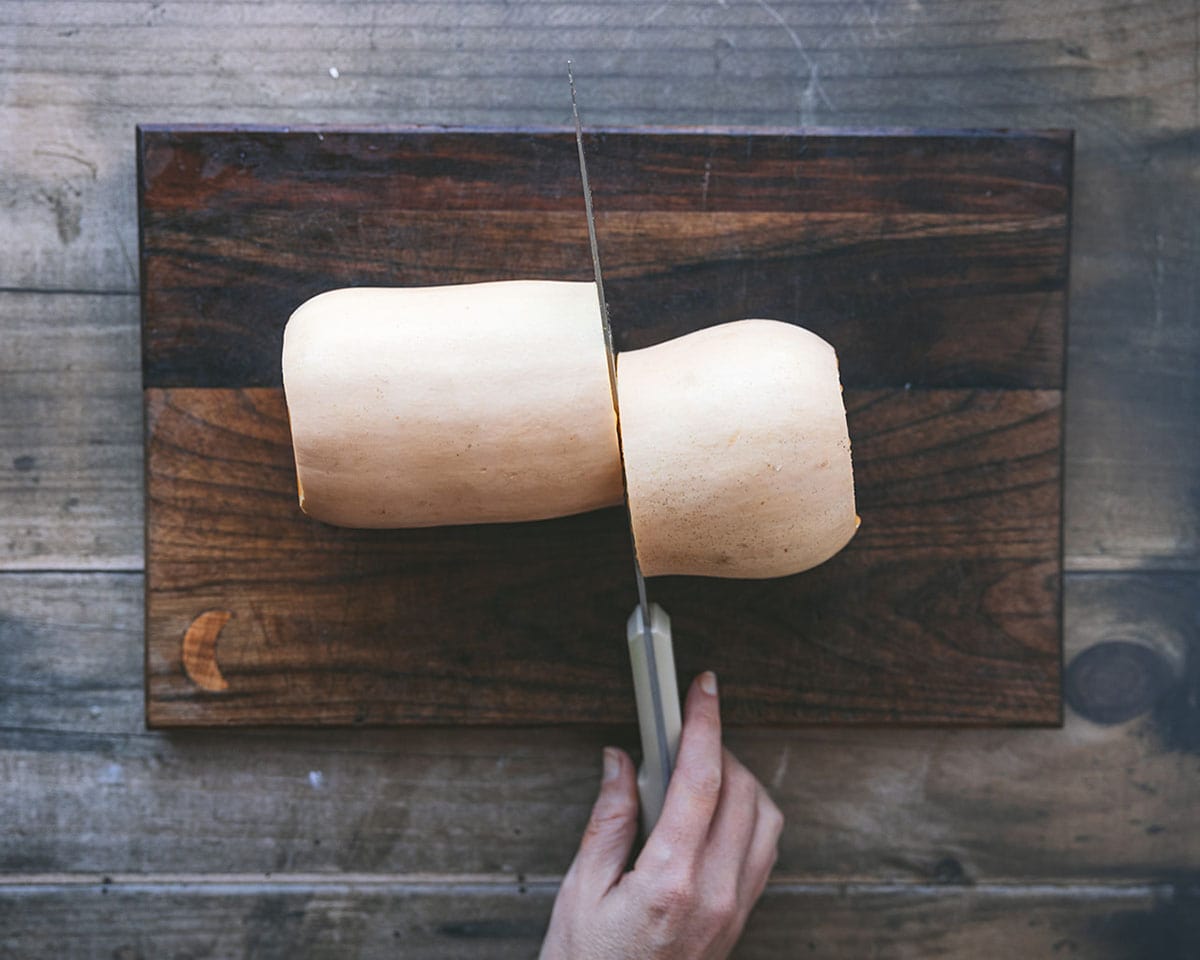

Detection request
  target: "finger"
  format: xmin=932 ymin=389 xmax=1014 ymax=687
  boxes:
xmin=693 ymin=749 xmax=760 ymax=935
xmin=641 ymin=672 xmax=723 ymax=862
xmin=736 ymin=787 xmax=784 ymax=920
xmin=565 ymin=747 xmax=639 ymax=896
xmin=705 ymin=748 xmax=761 ymax=859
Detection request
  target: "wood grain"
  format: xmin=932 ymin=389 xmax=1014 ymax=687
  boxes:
xmin=139 ymin=126 xmax=1070 ymax=389
xmin=144 ymin=386 xmax=1060 ymax=726
xmin=138 ymin=125 xmax=1068 ymax=727
xmin=0 ymin=292 xmax=142 ymax=570
xmin=3 ymin=0 xmax=1197 ymax=953
xmin=5 ymin=0 xmax=1194 ymax=569
xmin=2 ymin=880 xmax=1194 ymax=960
xmin=4 ymin=0 xmax=1189 ymax=297
xmin=4 ymin=573 xmax=1197 ymax=881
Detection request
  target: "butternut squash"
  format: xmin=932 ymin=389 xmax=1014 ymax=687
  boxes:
xmin=616 ymin=320 xmax=856 ymax=578
xmin=283 ymin=282 xmax=856 ymax=578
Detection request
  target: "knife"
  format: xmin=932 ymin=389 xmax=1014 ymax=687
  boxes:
xmin=569 ymin=63 xmax=683 ymax=834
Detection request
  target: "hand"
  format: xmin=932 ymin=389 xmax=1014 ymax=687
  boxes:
xmin=539 ymin=672 xmax=783 ymax=960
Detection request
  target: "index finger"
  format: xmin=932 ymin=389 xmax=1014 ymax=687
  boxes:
xmin=639 ymin=671 xmax=723 ymax=864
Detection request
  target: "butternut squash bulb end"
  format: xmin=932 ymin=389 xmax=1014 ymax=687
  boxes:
xmin=617 ymin=319 xmax=856 ymax=579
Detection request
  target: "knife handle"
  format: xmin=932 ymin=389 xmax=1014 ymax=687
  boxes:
xmin=627 ymin=603 xmax=682 ymax=836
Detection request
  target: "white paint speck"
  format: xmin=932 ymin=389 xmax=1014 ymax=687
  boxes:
xmin=98 ymin=762 xmax=124 ymax=785
xmin=328 ymin=66 xmax=340 ymax=79
xmin=308 ymin=770 xmax=325 ymax=790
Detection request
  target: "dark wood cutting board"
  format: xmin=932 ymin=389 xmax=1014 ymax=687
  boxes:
xmin=139 ymin=125 xmax=1070 ymax=728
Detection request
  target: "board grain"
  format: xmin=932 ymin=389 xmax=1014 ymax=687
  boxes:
xmin=3 ymin=881 xmax=1193 ymax=960
xmin=4 ymin=573 xmax=1197 ymax=881
xmin=140 ymin=127 xmax=1069 ymax=390
xmin=139 ymin=126 xmax=1069 ymax=727
xmin=7 ymin=1 xmax=1200 ymax=953
xmin=145 ymin=386 xmax=1061 ymax=726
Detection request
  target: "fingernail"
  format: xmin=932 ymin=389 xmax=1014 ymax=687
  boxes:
xmin=602 ymin=747 xmax=620 ymax=781
xmin=699 ymin=671 xmax=718 ymax=696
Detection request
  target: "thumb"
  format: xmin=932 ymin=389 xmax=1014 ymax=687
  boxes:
xmin=566 ymin=747 xmax=639 ymax=895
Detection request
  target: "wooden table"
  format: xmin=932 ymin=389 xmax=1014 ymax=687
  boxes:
xmin=2 ymin=2 xmax=1197 ymax=956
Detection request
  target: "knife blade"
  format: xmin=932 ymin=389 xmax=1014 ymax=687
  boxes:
xmin=568 ymin=62 xmax=682 ymax=833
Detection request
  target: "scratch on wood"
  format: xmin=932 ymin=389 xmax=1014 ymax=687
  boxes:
xmin=771 ymin=744 xmax=791 ymax=789
xmin=751 ymin=0 xmax=835 ymax=118
xmin=32 ymin=145 xmax=98 ymax=180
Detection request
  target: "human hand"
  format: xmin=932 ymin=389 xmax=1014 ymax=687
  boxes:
xmin=539 ymin=672 xmax=783 ymax=960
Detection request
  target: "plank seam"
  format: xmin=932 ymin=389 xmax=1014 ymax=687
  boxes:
xmin=0 ymin=569 xmax=144 ymax=576
xmin=0 ymin=287 xmax=137 ymax=297
xmin=0 ymin=875 xmax=1184 ymax=896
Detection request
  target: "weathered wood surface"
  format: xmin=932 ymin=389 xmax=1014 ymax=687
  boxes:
xmin=2 ymin=0 xmax=1198 ymax=955
xmin=139 ymin=127 xmax=1067 ymax=726
xmin=0 ymin=292 xmax=142 ymax=570
xmin=139 ymin=127 xmax=1069 ymax=388
xmin=3 ymin=880 xmax=1196 ymax=960
xmin=2 ymin=0 xmax=1195 ymax=568
xmin=3 ymin=573 xmax=1196 ymax=882
xmin=145 ymin=386 xmax=1061 ymax=726
xmin=6 ymin=1 xmax=1192 ymax=297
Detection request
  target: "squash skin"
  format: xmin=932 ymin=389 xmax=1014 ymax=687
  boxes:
xmin=284 ymin=286 xmax=857 ymax=579
xmin=282 ymin=281 xmax=624 ymax=528
xmin=616 ymin=319 xmax=857 ymax=578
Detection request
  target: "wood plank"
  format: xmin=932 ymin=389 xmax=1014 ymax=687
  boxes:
xmin=0 ymin=574 xmax=142 ymax=736
xmin=0 ymin=2 xmax=1196 ymax=954
xmin=138 ymin=126 xmax=1069 ymax=215
xmin=1 ymin=572 xmax=1196 ymax=880
xmin=138 ymin=126 xmax=1069 ymax=389
xmin=0 ymin=292 xmax=142 ymax=571
xmin=2 ymin=0 xmax=1190 ymax=296
xmin=1064 ymin=141 xmax=1200 ymax=571
xmin=3 ymin=1 xmax=1195 ymax=572
xmin=2 ymin=880 xmax=1195 ymax=960
xmin=144 ymin=386 xmax=1060 ymax=727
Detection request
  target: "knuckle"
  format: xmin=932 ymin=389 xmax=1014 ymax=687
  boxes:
xmin=722 ymin=748 xmax=749 ymax=778
xmin=649 ymin=871 xmax=698 ymax=919
xmin=732 ymin=766 xmax=759 ymax=802
xmin=583 ymin=797 xmax=634 ymax=842
xmin=703 ymin=889 xmax=740 ymax=928
xmin=764 ymin=798 xmax=785 ymax=836
xmin=684 ymin=760 xmax=723 ymax=801
xmin=756 ymin=785 xmax=783 ymax=821
xmin=723 ymin=752 xmax=762 ymax=802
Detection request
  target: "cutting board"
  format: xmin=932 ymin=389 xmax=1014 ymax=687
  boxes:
xmin=139 ymin=126 xmax=1071 ymax=727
